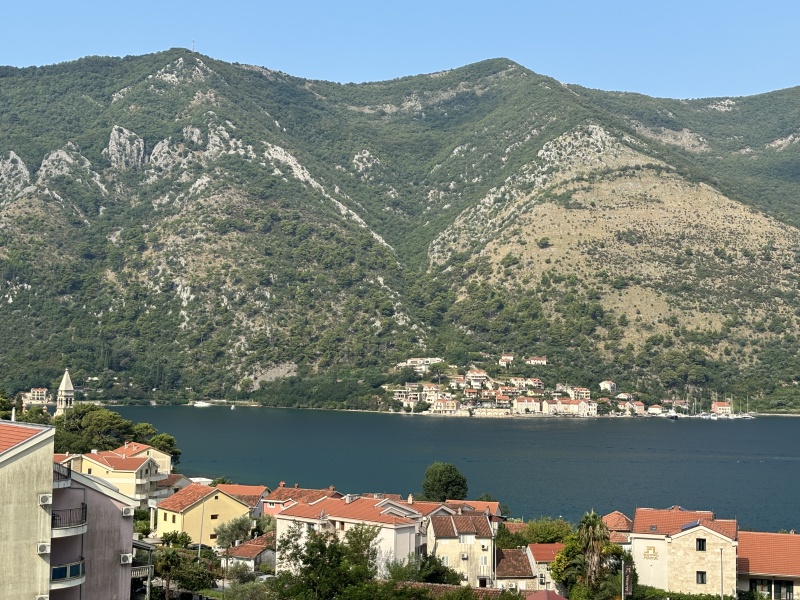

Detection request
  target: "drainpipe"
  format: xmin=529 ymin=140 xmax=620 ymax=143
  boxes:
xmin=719 ymin=547 xmax=723 ymax=600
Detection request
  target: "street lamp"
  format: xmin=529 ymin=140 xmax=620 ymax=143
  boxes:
xmin=719 ymin=547 xmax=723 ymax=600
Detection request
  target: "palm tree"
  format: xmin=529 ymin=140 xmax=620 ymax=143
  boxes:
xmin=577 ymin=510 xmax=610 ymax=590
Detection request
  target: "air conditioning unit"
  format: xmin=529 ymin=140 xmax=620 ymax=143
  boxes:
xmin=507 ymin=582 xmax=516 ymax=589
xmin=461 ymin=553 xmax=468 ymax=560
xmin=481 ymin=544 xmax=488 ymax=551
xmin=122 ymin=506 xmax=136 ymax=517
xmin=120 ymin=553 xmax=133 ymax=564
xmin=38 ymin=494 xmax=52 ymax=506
xmin=36 ymin=543 xmax=51 ymax=555
xmin=34 ymin=595 xmax=49 ymax=600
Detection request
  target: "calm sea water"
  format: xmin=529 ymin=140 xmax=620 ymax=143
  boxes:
xmin=114 ymin=406 xmax=799 ymax=532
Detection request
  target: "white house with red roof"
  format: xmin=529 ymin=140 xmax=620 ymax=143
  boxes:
xmin=276 ymin=495 xmax=420 ymax=572
xmin=737 ymin=531 xmax=800 ymax=597
xmin=224 ymin=531 xmax=276 ymax=573
xmin=524 ymin=356 xmax=548 ymax=366
xmin=711 ymin=401 xmax=733 ymax=415
xmin=262 ymin=481 xmax=343 ymax=516
xmin=427 ymin=512 xmax=497 ymax=588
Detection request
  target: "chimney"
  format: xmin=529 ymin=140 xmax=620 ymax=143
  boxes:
xmin=279 ymin=481 xmax=285 ymax=487
xmin=124 ymin=441 xmax=129 ymax=448
xmin=294 ymin=483 xmax=299 ymax=488
xmin=408 ymin=494 xmax=414 ymax=505
xmin=328 ymin=485 xmax=335 ymax=491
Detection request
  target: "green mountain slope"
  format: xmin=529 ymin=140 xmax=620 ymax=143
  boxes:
xmin=1 ymin=49 xmax=799 ymax=409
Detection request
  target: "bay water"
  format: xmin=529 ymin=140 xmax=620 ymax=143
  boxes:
xmin=114 ymin=406 xmax=799 ymax=532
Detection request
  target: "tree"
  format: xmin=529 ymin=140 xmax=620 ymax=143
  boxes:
xmin=214 ymin=514 xmax=254 ymax=550
xmin=523 ymin=516 xmax=573 ymax=543
xmin=577 ymin=510 xmax=609 ymax=590
xmin=173 ymin=560 xmax=215 ymax=592
xmin=155 ymin=548 xmax=183 ymax=600
xmin=428 ymin=362 xmax=448 ymax=385
xmin=162 ymin=531 xmax=192 ymax=548
xmin=420 ymin=462 xmax=468 ymax=501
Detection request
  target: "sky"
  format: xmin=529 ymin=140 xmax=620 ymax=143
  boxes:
xmin=1 ymin=0 xmax=798 ymax=99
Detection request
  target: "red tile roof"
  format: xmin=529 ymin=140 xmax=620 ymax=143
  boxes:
xmin=603 ymin=510 xmax=633 ymax=532
xmin=278 ymin=496 xmax=417 ymax=526
xmin=632 ymin=505 xmax=716 ymax=535
xmin=0 ymin=421 xmax=49 ymax=455
xmin=528 ymin=543 xmax=565 ymax=563
xmin=609 ymin=531 xmax=630 ymax=544
xmin=504 ymin=522 xmax=527 ymax=535
xmin=225 ymin=532 xmax=276 ymax=559
xmin=446 ymin=500 xmax=502 ymax=516
xmin=157 ymin=473 xmax=190 ymax=489
xmin=111 ymin=441 xmax=153 ymax=454
xmin=83 ymin=450 xmax=150 ymax=471
xmin=430 ymin=514 xmax=494 ymax=538
xmin=265 ymin=483 xmax=341 ymax=505
xmin=158 ymin=483 xmax=219 ymax=513
xmin=216 ymin=484 xmax=268 ymax=508
xmin=737 ymin=531 xmax=800 ymax=577
xmin=496 ymin=548 xmax=534 ymax=578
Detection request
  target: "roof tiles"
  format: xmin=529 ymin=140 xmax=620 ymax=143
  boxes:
xmin=737 ymin=531 xmax=800 ymax=577
xmin=528 ymin=543 xmax=565 ymax=563
xmin=496 ymin=548 xmax=534 ymax=578
xmin=158 ymin=483 xmax=218 ymax=513
xmin=0 ymin=421 xmax=49 ymax=455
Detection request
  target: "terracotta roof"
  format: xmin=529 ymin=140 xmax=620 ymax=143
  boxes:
xmin=53 ymin=453 xmax=70 ymax=463
xmin=158 ymin=483 xmax=218 ymax=512
xmin=361 ymin=493 xmax=404 ymax=502
xmin=632 ymin=506 xmax=716 ymax=535
xmin=403 ymin=500 xmax=453 ymax=516
xmin=111 ymin=441 xmax=166 ymax=455
xmin=496 ymin=548 xmax=534 ymax=578
xmin=430 ymin=514 xmax=493 ymax=538
xmin=265 ymin=483 xmax=341 ymax=505
xmin=738 ymin=531 xmax=800 ymax=577
xmin=226 ymin=532 xmax=275 ymax=559
xmin=446 ymin=500 xmax=502 ymax=516
xmin=0 ymin=421 xmax=50 ymax=455
xmin=528 ymin=543 xmax=565 ymax=563
xmin=609 ymin=531 xmax=630 ymax=544
xmin=694 ymin=518 xmax=738 ymax=540
xmin=528 ymin=591 xmax=568 ymax=600
xmin=504 ymin=522 xmax=527 ymax=535
xmin=83 ymin=450 xmax=150 ymax=472
xmin=278 ymin=496 xmax=417 ymax=526
xmin=216 ymin=484 xmax=269 ymax=508
xmin=157 ymin=473 xmax=190 ymax=489
xmin=603 ymin=510 xmax=632 ymax=532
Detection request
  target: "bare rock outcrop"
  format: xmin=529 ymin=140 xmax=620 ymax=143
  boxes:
xmin=0 ymin=151 xmax=31 ymax=202
xmin=103 ymin=126 xmax=145 ymax=170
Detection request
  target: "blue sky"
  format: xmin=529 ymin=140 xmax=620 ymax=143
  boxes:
xmin=2 ymin=0 xmax=797 ymax=99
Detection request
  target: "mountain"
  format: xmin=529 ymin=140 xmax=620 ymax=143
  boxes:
xmin=1 ymin=49 xmax=799 ymax=409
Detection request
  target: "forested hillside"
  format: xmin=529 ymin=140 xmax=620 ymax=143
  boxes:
xmin=1 ymin=49 xmax=799 ymax=410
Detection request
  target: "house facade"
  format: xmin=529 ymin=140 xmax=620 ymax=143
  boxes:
xmin=157 ymin=483 xmax=251 ymax=547
xmin=427 ymin=513 xmax=496 ymax=588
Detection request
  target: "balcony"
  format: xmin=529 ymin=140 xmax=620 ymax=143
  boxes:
xmin=50 ymin=557 xmax=85 ymax=589
xmin=131 ymin=565 xmax=154 ymax=579
xmin=53 ymin=462 xmax=72 ymax=489
xmin=51 ymin=503 xmax=88 ymax=537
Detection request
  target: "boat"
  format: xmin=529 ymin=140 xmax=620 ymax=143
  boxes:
xmin=666 ymin=409 xmax=678 ymax=420
xmin=193 ymin=401 xmax=211 ymax=407
xmin=231 ymin=404 xmax=236 ymax=411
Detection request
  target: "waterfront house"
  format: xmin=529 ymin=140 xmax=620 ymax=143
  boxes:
xmin=58 ymin=450 xmax=166 ymax=507
xmin=711 ymin=401 xmax=733 ymax=415
xmin=262 ymin=482 xmax=343 ymax=516
xmin=427 ymin=513 xmax=496 ymax=588
xmin=647 ymin=404 xmax=664 ymax=416
xmin=111 ymin=441 xmax=174 ymax=476
xmin=156 ymin=483 xmax=251 ymax=547
xmin=527 ymin=543 xmax=566 ymax=593
xmin=496 ymin=548 xmax=536 ymax=591
xmin=216 ymin=483 xmax=270 ymax=518
xmin=514 ymin=396 xmax=541 ymax=414
xmin=276 ymin=495 xmax=419 ymax=572
xmin=627 ymin=505 xmax=738 ymax=595
xmin=736 ymin=531 xmax=800 ymax=598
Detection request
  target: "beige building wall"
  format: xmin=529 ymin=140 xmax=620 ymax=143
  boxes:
xmin=668 ymin=530 xmax=737 ymax=596
xmin=73 ymin=457 xmax=162 ymax=506
xmin=159 ymin=493 xmax=250 ymax=547
xmin=0 ymin=427 xmax=55 ymax=600
xmin=429 ymin=530 xmax=494 ymax=587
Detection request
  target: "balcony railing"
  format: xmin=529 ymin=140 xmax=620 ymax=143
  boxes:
xmin=131 ymin=565 xmax=154 ymax=579
xmin=52 ymin=503 xmax=87 ymax=529
xmin=51 ymin=557 xmax=85 ymax=582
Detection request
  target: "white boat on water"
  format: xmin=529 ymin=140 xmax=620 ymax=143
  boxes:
xmin=193 ymin=401 xmax=211 ymax=407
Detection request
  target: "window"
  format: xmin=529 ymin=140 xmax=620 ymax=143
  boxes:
xmin=210 ymin=514 xmax=219 ymax=520
xmin=696 ymin=538 xmax=706 ymax=551
xmin=441 ymin=556 xmax=449 ymax=567
xmin=696 ymin=571 xmax=707 ymax=585
xmin=87 ymin=468 xmax=92 ymax=475
xmin=774 ymin=580 xmax=793 ymax=600
xmin=210 ymin=534 xmax=217 ymax=540
xmin=163 ymin=513 xmax=167 ymax=522
xmin=172 ymin=515 xmax=176 ymax=523
xmin=214 ymin=495 xmax=219 ymax=500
